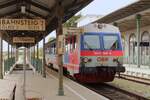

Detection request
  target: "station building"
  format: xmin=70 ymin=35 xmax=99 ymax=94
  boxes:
xmin=79 ymin=0 xmax=150 ymax=68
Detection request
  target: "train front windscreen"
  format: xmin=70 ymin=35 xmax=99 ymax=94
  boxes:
xmin=81 ymin=33 xmax=122 ymax=50
xmin=103 ymin=35 xmax=122 ymax=50
xmin=83 ymin=35 xmax=100 ymax=50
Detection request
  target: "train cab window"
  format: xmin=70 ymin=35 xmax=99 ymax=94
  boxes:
xmin=83 ymin=35 xmax=100 ymax=50
xmin=51 ymin=43 xmax=56 ymax=54
xmin=103 ymin=35 xmax=119 ymax=50
xmin=53 ymin=44 xmax=56 ymax=54
xmin=70 ymin=37 xmax=73 ymax=51
xmin=73 ymin=36 xmax=77 ymax=49
xmin=65 ymin=39 xmax=69 ymax=52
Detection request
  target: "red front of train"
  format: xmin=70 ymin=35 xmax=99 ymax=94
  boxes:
xmin=71 ymin=32 xmax=125 ymax=83
xmin=46 ymin=23 xmax=125 ymax=83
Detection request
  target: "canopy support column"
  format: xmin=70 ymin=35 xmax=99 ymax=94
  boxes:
xmin=136 ymin=14 xmax=141 ymax=68
xmin=16 ymin=48 xmax=18 ymax=62
xmin=27 ymin=48 xmax=30 ymax=62
xmin=37 ymin=43 xmax=39 ymax=59
xmin=42 ymin=34 xmax=46 ymax=78
xmin=11 ymin=45 xmax=12 ymax=58
xmin=56 ymin=3 xmax=64 ymax=96
xmin=0 ymin=33 xmax=3 ymax=79
xmin=33 ymin=46 xmax=35 ymax=60
xmin=8 ymin=43 xmax=10 ymax=60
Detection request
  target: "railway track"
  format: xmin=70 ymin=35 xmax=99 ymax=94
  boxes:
xmin=46 ymin=67 xmax=149 ymax=100
xmin=82 ymin=83 xmax=149 ymax=100
xmin=116 ymin=74 xmax=150 ymax=86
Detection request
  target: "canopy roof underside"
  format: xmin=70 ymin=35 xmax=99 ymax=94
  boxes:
xmin=0 ymin=0 xmax=93 ymax=47
xmin=95 ymin=0 xmax=150 ymax=32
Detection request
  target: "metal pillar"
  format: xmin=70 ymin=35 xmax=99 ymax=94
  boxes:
xmin=37 ymin=43 xmax=39 ymax=59
xmin=0 ymin=33 xmax=3 ymax=79
xmin=42 ymin=35 xmax=46 ymax=78
xmin=8 ymin=43 xmax=10 ymax=59
xmin=27 ymin=48 xmax=30 ymax=62
xmin=33 ymin=46 xmax=35 ymax=59
xmin=11 ymin=45 xmax=12 ymax=58
xmin=136 ymin=14 xmax=141 ymax=68
xmin=16 ymin=48 xmax=18 ymax=62
xmin=23 ymin=47 xmax=26 ymax=100
xmin=56 ymin=3 xmax=64 ymax=96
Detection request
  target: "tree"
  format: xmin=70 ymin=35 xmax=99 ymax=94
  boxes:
xmin=63 ymin=14 xmax=82 ymax=27
xmin=48 ymin=37 xmax=55 ymax=42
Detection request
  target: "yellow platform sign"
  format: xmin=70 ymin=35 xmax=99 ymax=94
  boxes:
xmin=13 ymin=37 xmax=35 ymax=43
xmin=0 ymin=19 xmax=45 ymax=31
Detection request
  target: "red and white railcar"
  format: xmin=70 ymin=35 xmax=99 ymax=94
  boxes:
xmin=45 ymin=23 xmax=125 ymax=83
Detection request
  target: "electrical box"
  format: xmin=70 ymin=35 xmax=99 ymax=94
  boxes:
xmin=57 ymin=35 xmax=65 ymax=54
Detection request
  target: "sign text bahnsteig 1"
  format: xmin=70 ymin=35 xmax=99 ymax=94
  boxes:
xmin=0 ymin=19 xmax=45 ymax=31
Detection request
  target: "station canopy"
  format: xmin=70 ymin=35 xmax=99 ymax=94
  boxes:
xmin=0 ymin=0 xmax=93 ymax=48
xmin=95 ymin=0 xmax=150 ymax=32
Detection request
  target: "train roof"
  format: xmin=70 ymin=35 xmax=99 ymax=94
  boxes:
xmin=82 ymin=23 xmax=120 ymax=34
xmin=63 ymin=23 xmax=120 ymax=35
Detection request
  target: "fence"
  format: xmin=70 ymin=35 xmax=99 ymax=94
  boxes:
xmin=31 ymin=57 xmax=42 ymax=73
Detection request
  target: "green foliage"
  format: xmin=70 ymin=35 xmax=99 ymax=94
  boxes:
xmin=48 ymin=37 xmax=55 ymax=42
xmin=63 ymin=14 xmax=82 ymax=27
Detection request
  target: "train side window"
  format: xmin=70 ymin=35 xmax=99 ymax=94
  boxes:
xmin=50 ymin=45 xmax=53 ymax=54
xmin=52 ymin=44 xmax=54 ymax=54
xmin=65 ymin=39 xmax=68 ymax=52
xmin=54 ymin=43 xmax=56 ymax=54
xmin=73 ymin=36 xmax=77 ymax=49
xmin=70 ymin=37 xmax=73 ymax=51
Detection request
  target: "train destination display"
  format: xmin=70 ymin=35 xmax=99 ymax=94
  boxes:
xmin=0 ymin=19 xmax=45 ymax=31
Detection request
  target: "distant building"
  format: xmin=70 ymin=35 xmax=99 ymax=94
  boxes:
xmin=94 ymin=0 xmax=150 ymax=67
xmin=76 ymin=15 xmax=103 ymax=27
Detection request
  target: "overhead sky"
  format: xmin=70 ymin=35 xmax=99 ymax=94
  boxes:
xmin=77 ymin=0 xmax=138 ymax=15
xmin=45 ymin=0 xmax=138 ymax=42
xmin=3 ymin=0 xmax=138 ymax=51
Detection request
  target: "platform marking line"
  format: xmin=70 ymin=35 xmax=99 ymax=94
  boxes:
xmin=46 ymin=72 xmax=87 ymax=100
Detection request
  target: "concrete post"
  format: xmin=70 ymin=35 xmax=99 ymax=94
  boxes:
xmin=42 ymin=35 xmax=46 ymax=78
xmin=0 ymin=33 xmax=3 ymax=79
xmin=136 ymin=14 xmax=141 ymax=68
xmin=56 ymin=3 xmax=64 ymax=96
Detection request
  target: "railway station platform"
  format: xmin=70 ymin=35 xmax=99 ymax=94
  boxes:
xmin=123 ymin=64 xmax=150 ymax=79
xmin=2 ymin=64 xmax=108 ymax=100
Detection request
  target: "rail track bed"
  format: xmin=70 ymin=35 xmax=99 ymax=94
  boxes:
xmin=46 ymin=67 xmax=150 ymax=100
xmin=116 ymin=74 xmax=150 ymax=85
xmin=82 ymin=83 xmax=149 ymax=100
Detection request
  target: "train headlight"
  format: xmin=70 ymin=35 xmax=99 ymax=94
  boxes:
xmin=82 ymin=57 xmax=92 ymax=63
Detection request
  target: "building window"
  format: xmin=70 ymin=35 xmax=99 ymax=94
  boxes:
xmin=121 ymin=35 xmax=125 ymax=51
xmin=141 ymin=31 xmax=150 ymax=56
xmin=129 ymin=34 xmax=136 ymax=57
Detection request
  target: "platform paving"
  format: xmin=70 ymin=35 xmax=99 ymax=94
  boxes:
xmin=123 ymin=64 xmax=150 ymax=79
xmin=0 ymin=79 xmax=16 ymax=100
xmin=4 ymin=69 xmax=108 ymax=100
